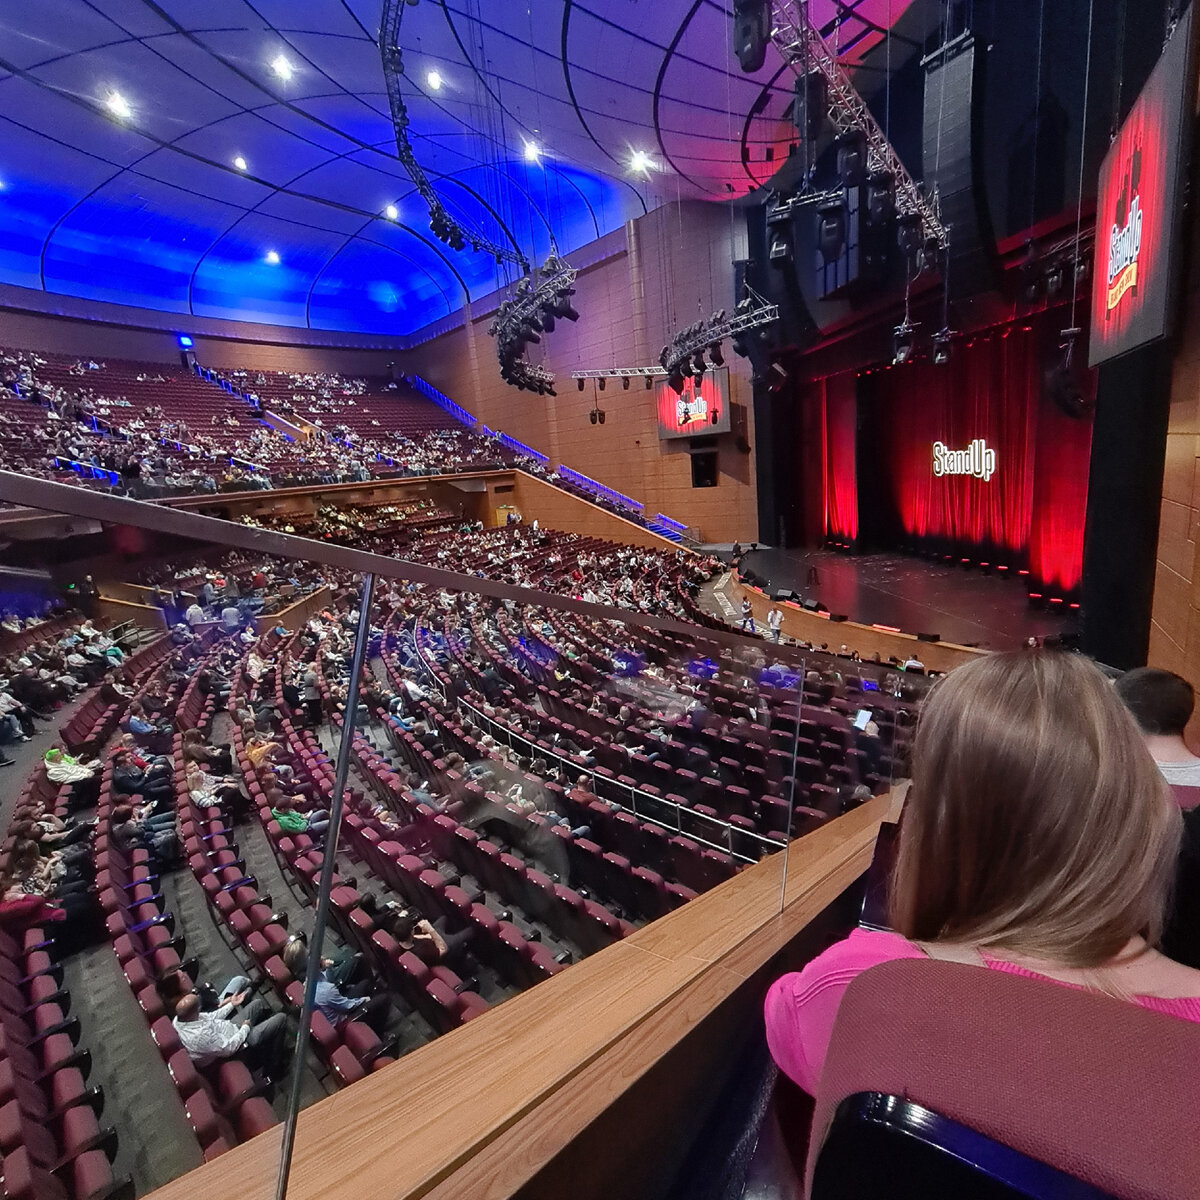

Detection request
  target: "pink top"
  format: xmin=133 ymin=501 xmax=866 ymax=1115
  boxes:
xmin=764 ymin=927 xmax=1200 ymax=1095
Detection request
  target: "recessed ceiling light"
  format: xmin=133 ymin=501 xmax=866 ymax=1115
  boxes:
xmin=384 ymin=204 xmax=399 ymax=220
xmin=265 ymin=250 xmax=281 ymax=264
xmin=271 ymin=55 xmax=294 ymax=81
xmin=426 ymin=70 xmax=442 ymax=90
xmin=105 ymin=91 xmax=132 ymax=120
xmin=523 ymin=140 xmax=541 ymax=163
xmin=233 ymin=155 xmax=248 ymax=171
xmin=630 ymin=150 xmax=654 ymax=174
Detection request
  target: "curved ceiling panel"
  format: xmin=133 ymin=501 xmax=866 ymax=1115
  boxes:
xmin=0 ymin=0 xmax=921 ymax=335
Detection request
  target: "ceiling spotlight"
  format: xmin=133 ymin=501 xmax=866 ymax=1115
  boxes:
xmin=645 ymin=377 xmax=653 ymax=390
xmin=577 ymin=378 xmax=585 ymax=391
xmin=523 ymin=140 xmax=541 ymax=163
xmin=629 ymin=150 xmax=653 ymax=174
xmin=931 ymin=328 xmax=955 ymax=366
xmin=384 ymin=204 xmax=399 ymax=220
xmin=426 ymin=70 xmax=443 ymax=90
xmin=622 ymin=376 xmax=631 ymax=390
xmin=105 ymin=90 xmax=132 ymax=120
xmin=271 ymin=55 xmax=294 ymax=81
xmin=265 ymin=249 xmax=281 ymax=265
xmin=233 ymin=155 xmax=248 ymax=171
xmin=598 ymin=377 xmax=606 ymax=391
xmin=893 ymin=320 xmax=916 ymax=365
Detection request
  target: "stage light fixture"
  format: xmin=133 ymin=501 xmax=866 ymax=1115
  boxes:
xmin=105 ymin=90 xmax=132 ymax=120
xmin=622 ymin=376 xmax=631 ymax=390
xmin=177 ymin=336 xmax=193 ymax=349
xmin=693 ymin=354 xmax=707 ymax=377
xmin=1046 ymin=264 xmax=1064 ymax=297
xmin=708 ymin=342 xmax=725 ymax=367
xmin=645 ymin=377 xmax=653 ymax=390
xmin=233 ymin=155 xmax=248 ymax=171
xmin=523 ymin=141 xmax=541 ymax=163
xmin=384 ymin=204 xmax=399 ymax=220
xmin=931 ymin=328 xmax=954 ymax=366
xmin=629 ymin=150 xmax=654 ymax=174
xmin=426 ymin=70 xmax=443 ymax=90
xmin=597 ymin=377 xmax=606 ymax=391
xmin=893 ymin=320 xmax=916 ymax=365
xmin=766 ymin=362 xmax=789 ymax=392
xmin=264 ymin=249 xmax=281 ymax=265
xmin=816 ymin=199 xmax=847 ymax=264
xmin=598 ymin=410 xmax=606 ymax=424
xmin=577 ymin=378 xmax=585 ymax=391
xmin=835 ymin=130 xmax=867 ymax=187
xmin=270 ymin=55 xmax=294 ymax=81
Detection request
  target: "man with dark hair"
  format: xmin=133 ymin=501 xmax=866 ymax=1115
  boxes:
xmin=1115 ymin=667 xmax=1200 ymax=789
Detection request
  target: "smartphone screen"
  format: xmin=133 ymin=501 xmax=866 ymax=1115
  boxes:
xmin=853 ymin=708 xmax=873 ymax=731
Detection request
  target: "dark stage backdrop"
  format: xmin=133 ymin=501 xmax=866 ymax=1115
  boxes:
xmin=820 ymin=318 xmax=1093 ymax=593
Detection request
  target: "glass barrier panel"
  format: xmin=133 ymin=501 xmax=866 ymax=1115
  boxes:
xmin=0 ymin=475 xmax=929 ymax=1199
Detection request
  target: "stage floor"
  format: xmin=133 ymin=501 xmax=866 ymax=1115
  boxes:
xmin=739 ymin=548 xmax=1078 ymax=651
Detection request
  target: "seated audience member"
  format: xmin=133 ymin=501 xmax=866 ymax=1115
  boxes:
xmin=111 ymin=803 xmax=179 ymax=865
xmin=280 ymin=939 xmax=390 ymax=1036
xmin=268 ymin=792 xmax=330 ymax=839
xmin=182 ymin=727 xmax=233 ymax=775
xmin=111 ymin=749 xmax=173 ymax=804
xmin=172 ymin=991 xmax=289 ymax=1077
xmin=764 ymin=651 xmax=1200 ymax=1097
xmin=1115 ymin=667 xmax=1200 ymax=794
xmin=159 ymin=967 xmax=252 ymax=1015
xmin=43 ymin=746 xmax=102 ymax=809
xmin=382 ymin=904 xmax=475 ymax=971
xmin=186 ymin=761 xmax=249 ymax=821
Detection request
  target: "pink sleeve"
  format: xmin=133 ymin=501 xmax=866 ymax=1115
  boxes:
xmin=764 ymin=928 xmax=925 ymax=1094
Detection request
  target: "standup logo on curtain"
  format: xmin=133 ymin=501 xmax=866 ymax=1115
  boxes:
xmin=1105 ymin=143 xmax=1144 ymax=315
xmin=932 ymin=439 xmax=996 ymax=482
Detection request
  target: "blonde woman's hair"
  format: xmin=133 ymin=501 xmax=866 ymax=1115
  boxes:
xmin=889 ymin=651 xmax=1182 ymax=967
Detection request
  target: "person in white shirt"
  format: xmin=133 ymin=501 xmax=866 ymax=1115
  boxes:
xmin=172 ymin=991 xmax=289 ymax=1076
xmin=1115 ymin=667 xmax=1200 ymax=792
xmin=902 ymin=655 xmax=925 ymax=672
xmin=184 ymin=602 xmax=205 ymax=627
xmin=766 ymin=607 xmax=783 ymax=642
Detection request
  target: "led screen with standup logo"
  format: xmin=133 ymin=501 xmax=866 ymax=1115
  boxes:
xmin=655 ymin=369 xmax=732 ymax=439
xmin=1089 ymin=6 xmax=1196 ymax=367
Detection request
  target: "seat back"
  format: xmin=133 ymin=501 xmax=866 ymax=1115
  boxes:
xmin=806 ymin=958 xmax=1200 ymax=1200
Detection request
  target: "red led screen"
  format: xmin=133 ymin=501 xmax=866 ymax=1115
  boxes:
xmin=655 ymin=370 xmax=731 ymax=439
xmin=1090 ymin=6 xmax=1194 ymax=367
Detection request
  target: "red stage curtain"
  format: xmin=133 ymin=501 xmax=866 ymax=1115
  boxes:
xmin=867 ymin=321 xmax=1092 ymax=592
xmin=822 ymin=374 xmax=859 ymax=540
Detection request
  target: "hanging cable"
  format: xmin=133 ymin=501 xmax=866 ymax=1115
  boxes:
xmin=1068 ymin=0 xmax=1097 ymax=335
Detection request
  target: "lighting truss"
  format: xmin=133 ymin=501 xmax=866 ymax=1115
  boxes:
xmin=768 ymin=0 xmax=948 ymax=249
xmin=488 ymin=254 xmax=579 ymax=393
xmin=570 ymin=367 xmax=667 ymax=379
xmin=380 ymin=0 xmax=529 ymax=271
xmin=488 ymin=259 xmax=578 ymax=343
xmin=661 ymin=290 xmax=780 ymax=380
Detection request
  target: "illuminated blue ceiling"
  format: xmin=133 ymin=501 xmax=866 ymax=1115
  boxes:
xmin=0 ymin=0 xmax=919 ymax=336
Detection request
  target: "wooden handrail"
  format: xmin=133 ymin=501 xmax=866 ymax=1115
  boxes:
xmin=145 ymin=797 xmax=888 ymax=1200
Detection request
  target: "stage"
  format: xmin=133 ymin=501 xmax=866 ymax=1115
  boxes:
xmin=739 ymin=548 xmax=1078 ymax=651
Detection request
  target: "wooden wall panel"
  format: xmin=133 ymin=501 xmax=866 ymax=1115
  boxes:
xmin=401 ymin=204 xmax=759 ymax=545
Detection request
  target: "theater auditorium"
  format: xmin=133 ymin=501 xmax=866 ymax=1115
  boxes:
xmin=0 ymin=1 xmax=1198 ymax=1198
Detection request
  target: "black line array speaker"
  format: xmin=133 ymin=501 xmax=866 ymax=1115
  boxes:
xmin=922 ymin=37 xmax=996 ymax=296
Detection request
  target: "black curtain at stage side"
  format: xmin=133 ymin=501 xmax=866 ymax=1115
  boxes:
xmin=1080 ymin=341 xmax=1173 ymax=669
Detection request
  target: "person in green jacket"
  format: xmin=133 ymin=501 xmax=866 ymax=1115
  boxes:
xmin=269 ymin=792 xmax=330 ymax=838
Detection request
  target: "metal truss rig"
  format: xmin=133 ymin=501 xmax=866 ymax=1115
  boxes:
xmin=380 ymin=0 xmax=529 ymax=272
xmin=769 ymin=0 xmax=948 ymax=249
xmin=570 ymin=367 xmax=667 ymax=379
xmin=488 ymin=261 xmax=578 ymax=347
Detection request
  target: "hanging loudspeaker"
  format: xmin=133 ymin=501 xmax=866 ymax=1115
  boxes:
xmin=835 ymin=130 xmax=868 ymax=187
xmin=816 ymin=199 xmax=848 ymax=264
xmin=795 ymin=70 xmax=829 ymax=143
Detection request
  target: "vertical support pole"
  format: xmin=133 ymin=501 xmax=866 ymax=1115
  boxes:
xmin=274 ymin=572 xmax=376 ymax=1200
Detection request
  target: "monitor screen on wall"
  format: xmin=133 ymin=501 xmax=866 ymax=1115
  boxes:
xmin=1089 ymin=5 xmax=1196 ymax=367
xmin=655 ymin=369 xmax=732 ymax=439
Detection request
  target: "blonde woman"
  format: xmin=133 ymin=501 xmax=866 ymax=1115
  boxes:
xmin=765 ymin=651 xmax=1200 ymax=1095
